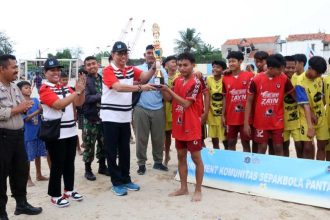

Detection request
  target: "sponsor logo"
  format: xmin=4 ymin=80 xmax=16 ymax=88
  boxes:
xmin=261 ymin=91 xmax=279 ymax=105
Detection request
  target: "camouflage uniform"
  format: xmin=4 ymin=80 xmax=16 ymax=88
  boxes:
xmin=82 ymin=119 xmax=106 ymax=163
xmin=82 ymin=74 xmax=106 ymax=163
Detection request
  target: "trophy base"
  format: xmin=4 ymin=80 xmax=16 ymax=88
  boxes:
xmin=154 ymin=77 xmax=164 ymax=86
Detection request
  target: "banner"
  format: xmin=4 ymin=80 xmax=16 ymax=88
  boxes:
xmin=176 ymin=148 xmax=330 ymax=208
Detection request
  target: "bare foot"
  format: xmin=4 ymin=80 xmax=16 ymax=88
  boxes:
xmin=168 ymin=188 xmax=189 ymax=197
xmin=27 ymin=179 xmax=35 ymax=187
xmin=191 ymin=191 xmax=202 ymax=202
xmin=36 ymin=175 xmax=49 ymax=181
xmin=164 ymin=155 xmax=171 ymax=166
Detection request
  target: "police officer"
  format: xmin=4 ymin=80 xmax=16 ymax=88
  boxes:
xmin=0 ymin=55 xmax=42 ymax=220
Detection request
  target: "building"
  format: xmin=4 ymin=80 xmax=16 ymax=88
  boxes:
xmin=221 ymin=36 xmax=281 ymax=65
xmin=221 ymin=32 xmax=330 ymax=68
xmin=282 ymin=32 xmax=330 ymax=62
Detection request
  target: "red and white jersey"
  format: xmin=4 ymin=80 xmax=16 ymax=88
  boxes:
xmin=172 ymin=75 xmax=203 ymax=141
xmin=39 ymin=81 xmax=76 ymax=139
xmin=222 ymin=71 xmax=254 ymax=125
xmin=100 ymin=63 xmax=142 ymax=123
xmin=248 ymin=72 xmax=294 ymax=130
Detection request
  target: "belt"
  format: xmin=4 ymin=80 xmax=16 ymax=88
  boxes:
xmin=0 ymin=128 xmax=24 ymax=135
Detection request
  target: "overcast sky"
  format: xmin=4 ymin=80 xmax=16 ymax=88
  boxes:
xmin=1 ymin=0 xmax=329 ymax=60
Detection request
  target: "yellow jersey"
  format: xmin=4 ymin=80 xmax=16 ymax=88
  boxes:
xmin=296 ymin=73 xmax=325 ymax=128
xmin=206 ymin=75 xmax=224 ymax=126
xmin=165 ymin=72 xmax=180 ymax=123
xmin=323 ymin=75 xmax=330 ymax=127
xmin=284 ymin=75 xmax=300 ymax=130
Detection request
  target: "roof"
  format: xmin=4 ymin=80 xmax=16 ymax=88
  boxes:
xmin=286 ymin=32 xmax=330 ymax=42
xmin=223 ymin=36 xmax=280 ymax=46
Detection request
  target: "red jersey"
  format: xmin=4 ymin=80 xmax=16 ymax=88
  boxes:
xmin=172 ymin=75 xmax=203 ymax=141
xmin=248 ymin=72 xmax=294 ymax=130
xmin=222 ymin=71 xmax=254 ymax=125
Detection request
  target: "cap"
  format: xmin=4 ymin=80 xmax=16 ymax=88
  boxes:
xmin=44 ymin=58 xmax=64 ymax=70
xmin=146 ymin=45 xmax=154 ymax=50
xmin=112 ymin=41 xmax=129 ymax=53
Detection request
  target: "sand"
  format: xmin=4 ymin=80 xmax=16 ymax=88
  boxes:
xmin=5 ymin=135 xmax=330 ymax=220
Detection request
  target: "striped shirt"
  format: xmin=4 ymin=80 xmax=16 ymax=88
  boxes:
xmin=39 ymin=81 xmax=77 ymax=139
xmin=100 ymin=63 xmax=142 ymax=123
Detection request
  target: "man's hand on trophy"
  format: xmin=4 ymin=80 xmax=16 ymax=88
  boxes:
xmin=157 ymin=84 xmax=170 ymax=91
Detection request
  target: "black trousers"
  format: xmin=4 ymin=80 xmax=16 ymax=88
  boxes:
xmin=103 ymin=122 xmax=131 ymax=186
xmin=46 ymin=136 xmax=77 ymax=197
xmin=0 ymin=128 xmax=28 ymax=215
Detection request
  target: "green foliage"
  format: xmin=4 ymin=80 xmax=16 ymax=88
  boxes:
xmin=95 ymin=51 xmax=111 ymax=63
xmin=0 ymin=32 xmax=14 ymax=55
xmin=174 ymin=28 xmax=203 ymax=53
xmin=174 ymin=28 xmax=223 ymax=63
xmin=55 ymin=48 xmax=72 ymax=59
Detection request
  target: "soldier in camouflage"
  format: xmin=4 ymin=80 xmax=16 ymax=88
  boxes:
xmin=82 ymin=56 xmax=108 ymax=181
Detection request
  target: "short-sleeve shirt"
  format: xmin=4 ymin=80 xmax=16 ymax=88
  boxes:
xmin=284 ymin=76 xmax=300 ymax=130
xmin=0 ymin=82 xmax=25 ymax=130
xmin=222 ymin=71 xmax=254 ymax=125
xmin=323 ymin=75 xmax=330 ymax=127
xmin=172 ymin=75 xmax=203 ymax=141
xmin=295 ymin=73 xmax=325 ymax=128
xmin=165 ymin=72 xmax=180 ymax=123
xmin=248 ymin=72 xmax=294 ymax=130
xmin=136 ymin=63 xmax=168 ymax=110
xmin=100 ymin=63 xmax=143 ymax=123
xmin=39 ymin=81 xmax=77 ymax=139
xmin=23 ymin=98 xmax=42 ymax=141
xmin=206 ymin=75 xmax=224 ymax=126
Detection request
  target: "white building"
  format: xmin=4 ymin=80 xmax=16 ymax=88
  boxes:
xmin=282 ymin=32 xmax=330 ymax=62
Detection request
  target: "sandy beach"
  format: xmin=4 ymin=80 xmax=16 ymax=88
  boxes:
xmin=6 ymin=134 xmax=330 ymax=220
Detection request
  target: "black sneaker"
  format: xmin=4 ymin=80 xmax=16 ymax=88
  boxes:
xmin=153 ymin=163 xmax=169 ymax=171
xmin=137 ymin=165 xmax=146 ymax=175
xmin=84 ymin=170 xmax=96 ymax=181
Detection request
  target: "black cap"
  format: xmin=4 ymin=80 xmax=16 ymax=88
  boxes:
xmin=146 ymin=45 xmax=154 ymax=50
xmin=44 ymin=58 xmax=64 ymax=70
xmin=112 ymin=41 xmax=129 ymax=52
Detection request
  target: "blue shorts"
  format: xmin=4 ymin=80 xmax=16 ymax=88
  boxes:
xmin=24 ymin=139 xmax=47 ymax=161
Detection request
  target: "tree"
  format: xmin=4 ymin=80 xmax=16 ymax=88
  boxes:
xmin=197 ymin=43 xmax=219 ymax=55
xmin=55 ymin=48 xmax=72 ymax=59
xmin=0 ymin=32 xmax=14 ymax=55
xmin=174 ymin=28 xmax=203 ymax=53
xmin=95 ymin=51 xmax=110 ymax=63
xmin=195 ymin=43 xmax=223 ymax=63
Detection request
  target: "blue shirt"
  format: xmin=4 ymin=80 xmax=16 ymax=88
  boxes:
xmin=136 ymin=63 xmax=168 ymax=110
xmin=23 ymin=98 xmax=42 ymax=142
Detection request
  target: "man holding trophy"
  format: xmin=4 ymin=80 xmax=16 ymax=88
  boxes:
xmin=134 ymin=23 xmax=168 ymax=175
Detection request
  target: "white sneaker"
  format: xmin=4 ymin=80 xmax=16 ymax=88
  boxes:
xmin=51 ymin=196 xmax=70 ymax=208
xmin=64 ymin=190 xmax=83 ymax=201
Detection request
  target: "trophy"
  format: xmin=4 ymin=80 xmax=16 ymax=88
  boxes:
xmin=152 ymin=23 xmax=164 ymax=86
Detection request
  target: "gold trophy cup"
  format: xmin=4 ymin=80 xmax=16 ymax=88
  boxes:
xmin=152 ymin=23 xmax=164 ymax=86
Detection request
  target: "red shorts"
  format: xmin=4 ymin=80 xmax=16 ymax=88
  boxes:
xmin=175 ymin=139 xmax=202 ymax=152
xmin=254 ymin=129 xmax=283 ymax=145
xmin=227 ymin=125 xmax=251 ymax=141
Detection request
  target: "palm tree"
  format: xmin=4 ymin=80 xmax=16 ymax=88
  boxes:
xmin=197 ymin=43 xmax=219 ymax=55
xmin=174 ymin=28 xmax=203 ymax=53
